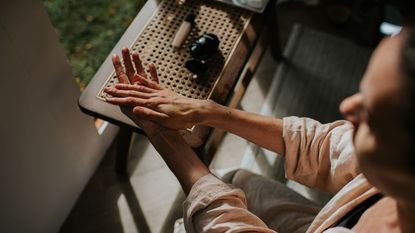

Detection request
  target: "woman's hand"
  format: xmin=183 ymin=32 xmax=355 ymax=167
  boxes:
xmin=105 ymin=62 xmax=208 ymax=130
xmin=105 ymin=47 xmax=164 ymax=135
xmin=105 ymin=48 xmax=210 ymax=194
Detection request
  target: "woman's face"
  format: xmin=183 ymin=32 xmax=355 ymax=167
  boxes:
xmin=340 ymin=31 xmax=415 ymax=202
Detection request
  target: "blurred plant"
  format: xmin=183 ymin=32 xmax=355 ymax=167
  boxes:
xmin=43 ymin=0 xmax=146 ymax=90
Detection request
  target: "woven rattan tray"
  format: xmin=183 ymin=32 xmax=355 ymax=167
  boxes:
xmin=97 ymin=0 xmax=252 ymax=101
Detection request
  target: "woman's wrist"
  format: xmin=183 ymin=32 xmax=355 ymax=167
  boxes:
xmin=138 ymin=120 xmax=167 ymax=138
xmin=196 ymin=99 xmax=219 ymax=126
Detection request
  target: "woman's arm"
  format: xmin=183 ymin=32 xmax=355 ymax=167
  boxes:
xmin=107 ymin=48 xmax=209 ymax=194
xmin=105 ymin=74 xmax=285 ymax=154
xmin=143 ymin=126 xmax=210 ymax=195
xmin=106 ymin=49 xmax=275 ymax=233
xmin=201 ymin=100 xmax=284 ymax=154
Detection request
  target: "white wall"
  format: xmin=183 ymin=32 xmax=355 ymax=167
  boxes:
xmin=0 ymin=1 xmax=118 ymax=232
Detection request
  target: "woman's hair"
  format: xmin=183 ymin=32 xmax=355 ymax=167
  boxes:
xmin=400 ymin=15 xmax=415 ymax=171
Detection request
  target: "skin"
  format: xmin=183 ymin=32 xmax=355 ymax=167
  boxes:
xmin=105 ymin=28 xmax=415 ymax=231
xmin=105 ymin=67 xmax=285 ymax=154
xmin=340 ymin=30 xmax=415 ymax=233
xmin=107 ymin=48 xmax=209 ymax=194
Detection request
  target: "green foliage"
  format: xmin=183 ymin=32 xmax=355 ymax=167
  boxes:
xmin=43 ymin=0 xmax=146 ymax=90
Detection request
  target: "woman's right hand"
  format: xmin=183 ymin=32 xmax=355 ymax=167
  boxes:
xmin=105 ymin=65 xmax=209 ymax=130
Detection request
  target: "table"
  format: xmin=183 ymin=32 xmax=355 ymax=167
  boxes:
xmin=79 ymin=0 xmax=280 ymax=175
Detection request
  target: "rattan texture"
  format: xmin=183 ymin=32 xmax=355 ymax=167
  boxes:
xmin=97 ymin=0 xmax=251 ymax=101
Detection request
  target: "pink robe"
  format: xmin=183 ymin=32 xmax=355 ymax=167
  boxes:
xmin=183 ymin=117 xmax=379 ymax=233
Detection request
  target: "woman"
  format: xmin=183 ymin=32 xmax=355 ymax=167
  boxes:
xmin=104 ymin=23 xmax=415 ymax=232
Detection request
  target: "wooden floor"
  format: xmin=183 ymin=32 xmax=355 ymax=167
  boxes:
xmin=59 ymin=2 xmax=379 ymax=232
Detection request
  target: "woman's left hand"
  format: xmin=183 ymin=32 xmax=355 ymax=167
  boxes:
xmin=105 ymin=47 xmax=164 ymax=135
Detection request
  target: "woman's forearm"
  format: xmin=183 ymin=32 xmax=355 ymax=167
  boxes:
xmin=197 ymin=100 xmax=285 ymax=154
xmin=146 ymin=127 xmax=210 ymax=195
